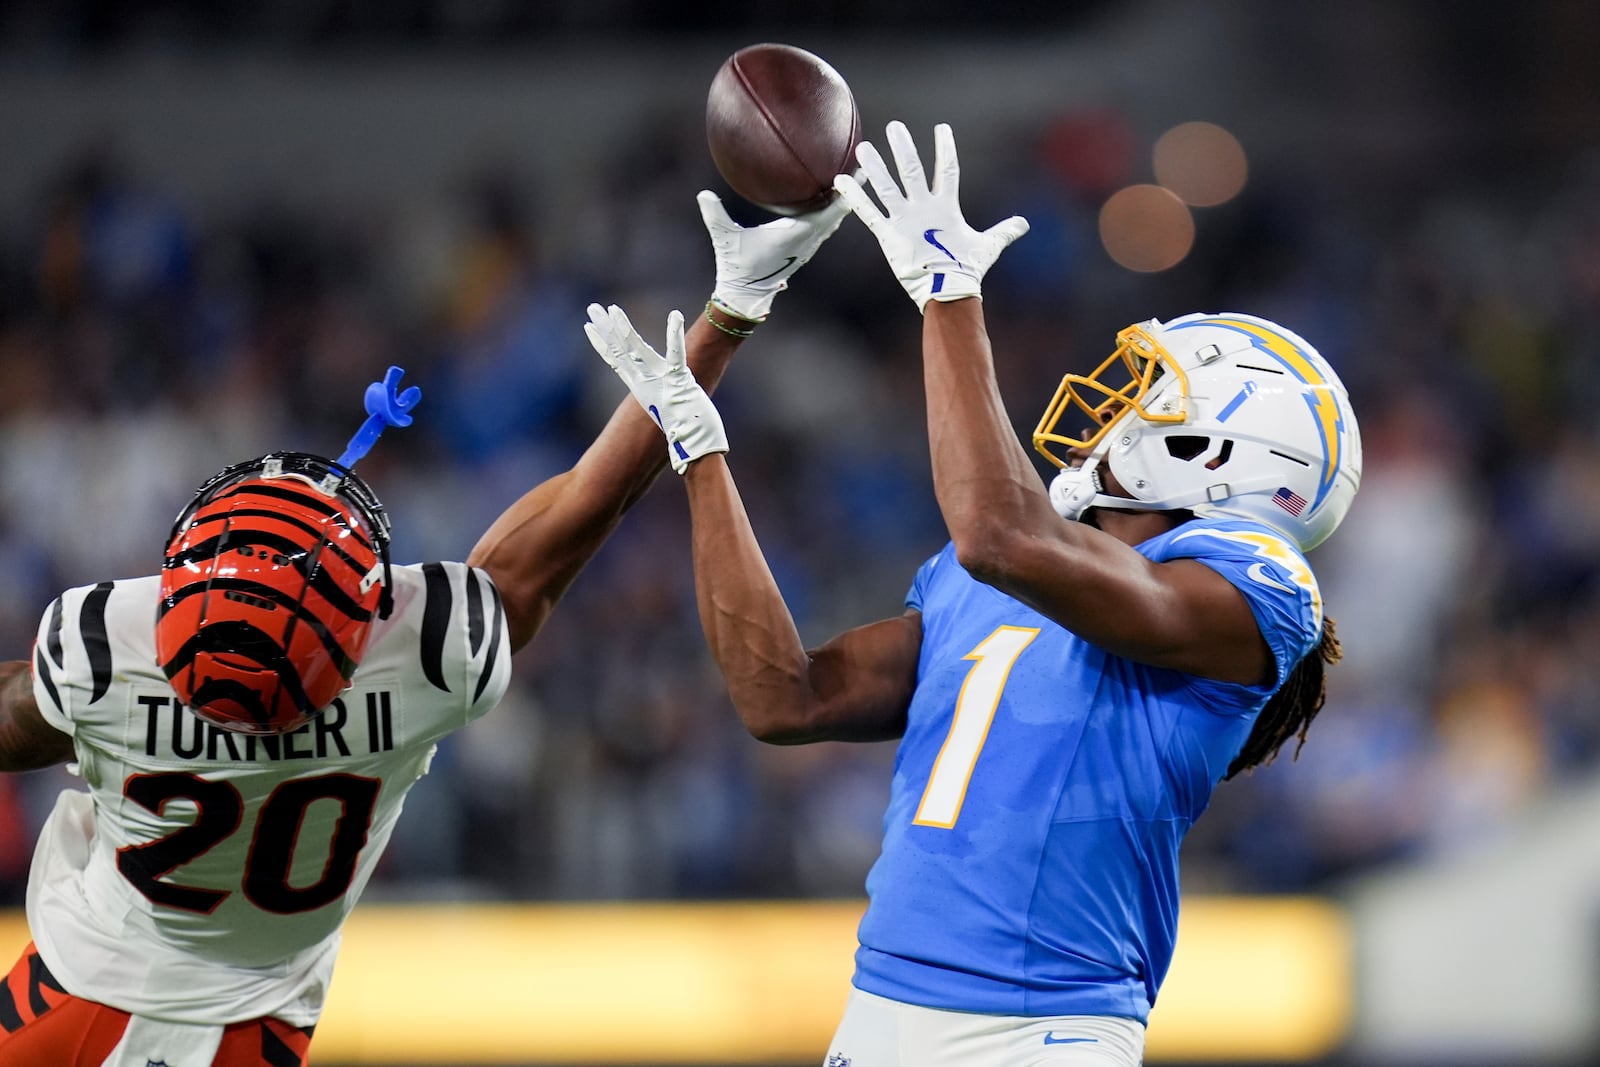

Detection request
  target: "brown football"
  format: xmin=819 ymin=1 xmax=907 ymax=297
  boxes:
xmin=706 ymin=43 xmax=861 ymax=216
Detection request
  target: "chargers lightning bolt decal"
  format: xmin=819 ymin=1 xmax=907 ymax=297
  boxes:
xmin=1171 ymin=317 xmax=1346 ymax=512
xmin=1173 ymin=527 xmax=1322 ymax=629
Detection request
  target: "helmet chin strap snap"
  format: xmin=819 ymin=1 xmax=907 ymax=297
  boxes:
xmin=1048 ymin=455 xmax=1179 ymax=522
xmin=1048 ymin=457 xmax=1104 ymax=521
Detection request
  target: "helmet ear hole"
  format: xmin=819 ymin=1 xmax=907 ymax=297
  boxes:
xmin=1160 ymin=435 xmax=1235 ymax=469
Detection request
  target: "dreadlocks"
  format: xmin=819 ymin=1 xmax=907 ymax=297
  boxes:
xmin=1225 ymin=614 xmax=1342 ymax=780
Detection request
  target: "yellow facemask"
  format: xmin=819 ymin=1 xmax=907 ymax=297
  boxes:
xmin=1031 ymin=322 xmax=1192 ymax=468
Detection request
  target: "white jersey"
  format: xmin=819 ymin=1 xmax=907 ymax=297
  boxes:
xmin=26 ymin=561 xmax=511 ymax=1026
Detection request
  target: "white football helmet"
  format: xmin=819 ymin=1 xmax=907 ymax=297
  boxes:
xmin=1033 ymin=312 xmax=1362 ymax=552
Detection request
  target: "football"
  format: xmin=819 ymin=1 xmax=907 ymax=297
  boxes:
xmin=705 ymin=43 xmax=861 ymax=216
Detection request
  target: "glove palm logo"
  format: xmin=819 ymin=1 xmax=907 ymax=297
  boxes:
xmin=923 ymin=227 xmax=966 ymax=296
xmin=922 ymin=228 xmax=964 ymax=266
xmin=746 ymin=255 xmax=799 ymax=285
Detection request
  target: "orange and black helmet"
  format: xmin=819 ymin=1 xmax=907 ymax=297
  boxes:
xmin=157 ymin=452 xmax=394 ymax=735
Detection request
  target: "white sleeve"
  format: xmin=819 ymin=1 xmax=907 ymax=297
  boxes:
xmin=28 ymin=577 xmax=164 ymax=754
xmin=30 ymin=583 xmax=118 ymax=735
xmin=413 ymin=561 xmax=512 ymax=725
xmin=31 ymin=595 xmax=73 ymax=733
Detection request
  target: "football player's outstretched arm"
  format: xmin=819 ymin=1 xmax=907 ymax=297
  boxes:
xmin=684 ymin=456 xmax=920 ymax=743
xmin=468 ymin=309 xmax=742 ymax=653
xmin=838 ymin=122 xmax=1268 ymax=685
xmin=590 ymin=306 xmax=920 ymax=744
xmin=0 ymin=660 xmax=74 ymax=772
xmin=468 ymin=193 xmax=849 ymax=653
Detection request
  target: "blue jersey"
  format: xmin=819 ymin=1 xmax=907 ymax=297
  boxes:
xmin=852 ymin=516 xmax=1322 ymax=1023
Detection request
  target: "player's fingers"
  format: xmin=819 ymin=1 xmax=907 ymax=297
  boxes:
xmin=696 ymin=189 xmax=736 ymax=234
xmin=792 ymin=191 xmax=852 ymax=242
xmin=584 ymin=303 xmax=621 ymax=358
xmin=604 ymin=304 xmax=653 ymax=367
xmin=885 ymin=121 xmax=929 ymax=197
xmin=584 ymin=323 xmax=621 ymax=369
xmin=810 ymin=193 xmax=854 ymax=238
xmin=665 ymin=309 xmax=686 ymax=367
xmin=832 ymin=174 xmax=886 ymax=233
xmin=932 ymin=123 xmax=960 ymax=200
xmin=853 ymin=140 xmax=906 ymax=213
xmin=986 ymin=215 xmax=1031 ymax=250
xmin=757 ymin=216 xmax=800 ymax=240
xmin=605 ymin=303 xmax=636 ymax=339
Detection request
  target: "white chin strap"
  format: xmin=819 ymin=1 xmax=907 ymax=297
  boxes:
xmin=1048 ymin=455 xmax=1169 ymax=522
xmin=1050 ymin=458 xmax=1296 ymax=526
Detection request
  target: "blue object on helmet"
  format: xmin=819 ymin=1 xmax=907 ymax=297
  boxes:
xmin=337 ymin=366 xmax=422 ymax=469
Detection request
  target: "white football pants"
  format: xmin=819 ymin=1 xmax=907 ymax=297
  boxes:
xmin=823 ymin=986 xmax=1145 ymax=1067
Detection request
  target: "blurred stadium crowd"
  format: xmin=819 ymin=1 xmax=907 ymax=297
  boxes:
xmin=2 ymin=11 xmax=1599 ymax=910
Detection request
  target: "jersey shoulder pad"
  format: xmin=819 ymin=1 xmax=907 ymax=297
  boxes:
xmin=32 ymin=576 xmax=162 ymax=727
xmin=369 ymin=562 xmax=511 ymax=718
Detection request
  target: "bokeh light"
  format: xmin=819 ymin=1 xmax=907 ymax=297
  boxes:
xmin=1152 ymin=121 xmax=1249 ymax=207
xmin=1098 ymin=183 xmax=1195 ymax=272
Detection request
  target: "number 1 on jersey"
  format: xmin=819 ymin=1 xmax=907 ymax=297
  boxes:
xmin=913 ymin=625 xmax=1040 ymax=829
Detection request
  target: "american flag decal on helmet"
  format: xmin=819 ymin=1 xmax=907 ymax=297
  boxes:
xmin=1273 ymin=487 xmax=1308 ymax=516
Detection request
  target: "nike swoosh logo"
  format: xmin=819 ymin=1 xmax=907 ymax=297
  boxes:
xmin=1043 ymin=1034 xmax=1099 ymax=1045
xmin=747 ymin=256 xmax=798 ymax=284
xmin=923 ymin=228 xmax=963 ymax=266
xmin=1247 ymin=562 xmax=1292 ymax=592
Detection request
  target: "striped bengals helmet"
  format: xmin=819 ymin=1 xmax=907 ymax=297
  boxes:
xmin=157 ymin=452 xmax=394 ymax=735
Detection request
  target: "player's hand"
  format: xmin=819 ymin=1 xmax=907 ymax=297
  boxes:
xmin=585 ymin=302 xmax=728 ymax=474
xmin=833 ymin=121 xmax=1029 ymax=311
xmin=699 ymin=189 xmax=852 ymax=324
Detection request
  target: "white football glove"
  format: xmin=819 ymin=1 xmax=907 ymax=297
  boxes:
xmin=833 ymin=121 xmax=1029 ymax=311
xmin=700 ymin=190 xmax=852 ymax=323
xmin=585 ymin=302 xmax=727 ymax=475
